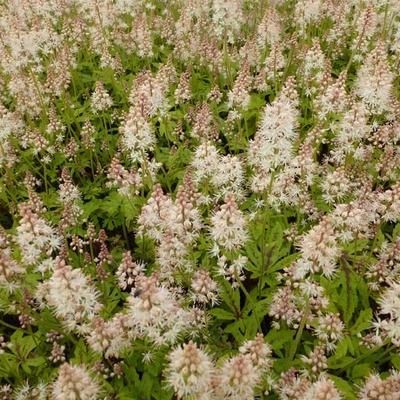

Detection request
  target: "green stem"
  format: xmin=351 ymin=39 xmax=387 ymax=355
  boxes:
xmin=235 ymin=272 xmax=260 ymax=329
xmin=289 ymin=301 xmax=310 ymax=360
xmin=258 ymin=209 xmax=269 ymax=297
xmin=0 ymin=318 xmax=19 ymax=330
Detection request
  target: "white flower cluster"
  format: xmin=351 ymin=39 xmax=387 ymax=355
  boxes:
xmin=52 ymin=363 xmax=101 ymax=400
xmin=37 ymin=258 xmax=101 ymax=334
xmin=166 ymin=334 xmax=273 ymax=400
xmin=15 ymin=204 xmax=61 ymax=265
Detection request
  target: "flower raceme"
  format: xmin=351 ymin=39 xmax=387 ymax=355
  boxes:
xmin=0 ymin=0 xmax=400 ymax=399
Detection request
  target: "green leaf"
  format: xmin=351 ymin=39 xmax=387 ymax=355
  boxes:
xmin=269 ymin=252 xmax=300 ymax=273
xmin=140 ymin=372 xmax=154 ymax=399
xmin=224 ymin=320 xmax=246 ymax=343
xmin=329 ymin=375 xmax=356 ymax=399
xmin=328 ymin=356 xmax=355 ymax=369
xmin=244 ymin=241 xmax=262 ymax=269
xmin=338 ymin=267 xmax=358 ymax=325
xmin=242 ymin=314 xmax=259 ymax=339
xmin=209 ymin=308 xmax=236 ymax=320
xmin=23 ymin=356 xmax=46 ymax=367
xmin=81 ymin=199 xmax=102 ymax=218
xmin=21 ymin=356 xmax=46 ymax=374
xmin=73 ymin=339 xmax=94 ymax=364
xmin=266 ymin=329 xmax=295 ymax=353
xmin=391 ymin=354 xmax=400 ymax=369
xmin=352 ymin=363 xmax=371 ymax=379
xmin=0 ymin=353 xmax=17 ymax=378
xmin=220 ymin=281 xmax=241 ymax=316
xmin=101 ymin=191 xmax=123 ymax=216
xmin=350 ymin=308 xmax=372 ymax=334
xmin=10 ymin=332 xmax=38 ymax=358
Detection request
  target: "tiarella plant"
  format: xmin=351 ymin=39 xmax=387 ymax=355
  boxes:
xmin=0 ymin=0 xmax=400 ymax=399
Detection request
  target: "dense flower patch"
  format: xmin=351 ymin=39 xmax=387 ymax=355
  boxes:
xmin=0 ymin=0 xmax=400 ymax=399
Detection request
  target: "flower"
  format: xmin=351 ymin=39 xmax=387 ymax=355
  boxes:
xmin=39 ymin=258 xmax=101 ymax=334
xmin=215 ymin=354 xmax=260 ymax=400
xmin=210 ymin=195 xmax=248 ymax=251
xmin=91 ymin=81 xmax=112 ymax=112
xmin=15 ymin=204 xmax=61 ymax=266
xmin=127 ymin=273 xmax=193 ymax=345
xmin=354 ymin=41 xmax=394 ymax=114
xmin=166 ymin=341 xmax=214 ymax=399
xmin=52 ymin=363 xmax=101 ymax=400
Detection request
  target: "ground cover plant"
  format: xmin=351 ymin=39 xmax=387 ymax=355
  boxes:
xmin=0 ymin=0 xmax=400 ymax=398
